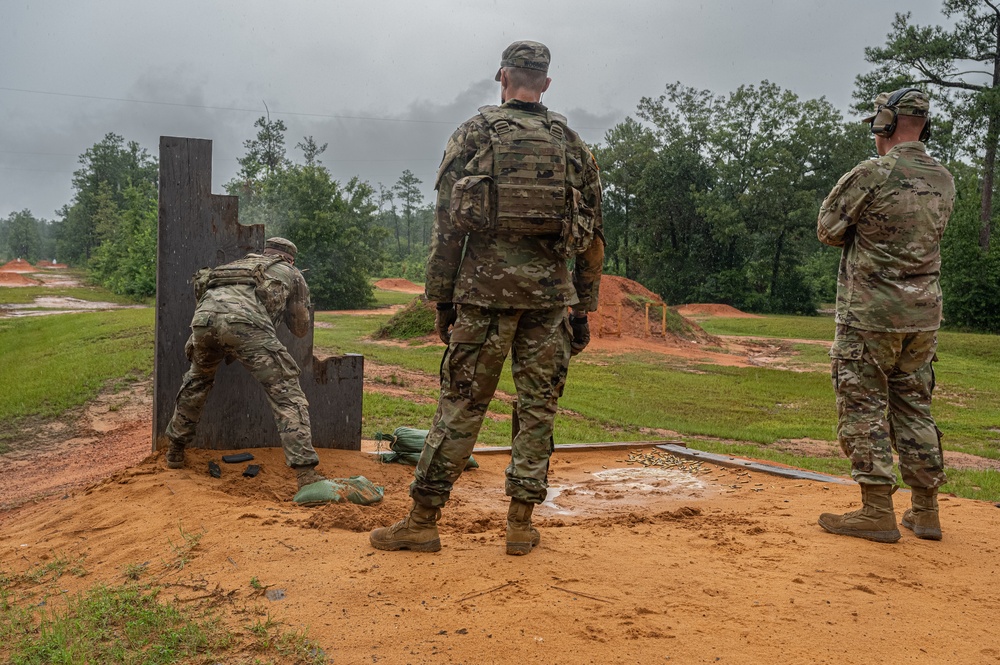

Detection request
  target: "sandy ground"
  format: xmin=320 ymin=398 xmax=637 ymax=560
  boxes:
xmin=373 ymin=278 xmax=424 ymax=294
xmin=0 ymin=381 xmax=154 ymax=511
xmin=2 ymin=442 xmax=1000 ymax=664
xmin=4 ymin=295 xmax=1000 ymax=662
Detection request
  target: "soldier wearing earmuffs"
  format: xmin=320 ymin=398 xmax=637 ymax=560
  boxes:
xmin=816 ymin=88 xmax=955 ymax=543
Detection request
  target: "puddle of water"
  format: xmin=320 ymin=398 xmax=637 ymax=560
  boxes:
xmin=541 ymin=467 xmax=707 ymax=515
xmin=1 ymin=297 xmax=145 ymax=318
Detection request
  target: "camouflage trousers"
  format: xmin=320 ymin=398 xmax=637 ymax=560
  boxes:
xmin=411 ymin=305 xmax=572 ymax=507
xmin=165 ymin=317 xmax=319 ymax=468
xmin=829 ymin=324 xmax=945 ymax=488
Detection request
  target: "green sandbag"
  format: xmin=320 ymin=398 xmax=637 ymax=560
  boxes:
xmin=375 ymin=427 xmax=478 ymax=469
xmin=293 ymin=475 xmax=384 ymax=506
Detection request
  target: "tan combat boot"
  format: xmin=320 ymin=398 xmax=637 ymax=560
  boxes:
xmin=901 ymin=486 xmax=942 ymax=541
xmin=165 ymin=440 xmax=185 ymax=469
xmin=370 ymin=502 xmax=442 ymax=552
xmin=295 ymin=465 xmax=327 ymax=490
xmin=818 ymin=484 xmax=901 ymax=543
xmin=506 ymin=498 xmax=541 ymax=556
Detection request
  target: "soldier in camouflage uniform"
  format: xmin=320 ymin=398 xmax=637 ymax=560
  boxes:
xmin=817 ymin=89 xmax=955 ymax=542
xmin=165 ymin=237 xmax=328 ymax=491
xmin=370 ymin=41 xmax=604 ymax=555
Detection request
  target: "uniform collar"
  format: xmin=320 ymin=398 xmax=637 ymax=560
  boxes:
xmin=502 ymin=99 xmax=547 ymax=113
xmin=887 ymin=141 xmax=927 ymax=155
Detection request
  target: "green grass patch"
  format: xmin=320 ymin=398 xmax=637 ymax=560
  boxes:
xmin=1 ymin=540 xmax=328 ymax=664
xmin=314 ymin=311 xmax=442 ymax=372
xmin=939 ymin=468 xmax=1000 ymax=500
xmin=0 ymin=581 xmax=326 ymax=664
xmin=373 ymin=289 xmax=419 ymax=307
xmin=3 ymin=584 xmax=224 ymax=665
xmin=700 ymin=315 xmax=835 ymax=340
xmin=559 ymin=354 xmax=836 ymax=443
xmin=0 ymin=309 xmax=154 ymax=425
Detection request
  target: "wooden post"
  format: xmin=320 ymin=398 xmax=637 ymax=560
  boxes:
xmin=661 ymin=304 xmax=667 ymax=337
xmin=153 ymin=137 xmax=363 ymax=452
xmin=644 ymin=302 xmax=651 ymax=337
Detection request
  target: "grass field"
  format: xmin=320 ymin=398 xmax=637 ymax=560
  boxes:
xmin=2 ymin=283 xmax=999 ymax=499
xmin=313 ymin=308 xmax=1000 ymax=500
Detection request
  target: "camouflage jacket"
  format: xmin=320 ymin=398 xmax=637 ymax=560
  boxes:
xmin=192 ymin=254 xmax=312 ymax=337
xmin=425 ymin=99 xmax=605 ymax=311
xmin=817 ymin=142 xmax=955 ymax=332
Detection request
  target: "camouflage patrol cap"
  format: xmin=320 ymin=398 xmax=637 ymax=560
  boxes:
xmin=861 ymin=88 xmax=930 ymax=123
xmin=494 ymin=40 xmax=550 ymax=81
xmin=264 ymin=237 xmax=297 ymax=259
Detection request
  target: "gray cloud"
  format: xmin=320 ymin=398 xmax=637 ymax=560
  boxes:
xmin=1 ymin=0 xmax=949 ymax=218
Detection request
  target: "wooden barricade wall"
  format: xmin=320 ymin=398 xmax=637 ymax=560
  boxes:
xmin=152 ymin=136 xmax=363 ymax=452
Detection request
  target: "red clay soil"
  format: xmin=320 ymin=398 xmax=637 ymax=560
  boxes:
xmin=0 ymin=272 xmax=40 ymax=286
xmin=374 ymin=278 xmax=424 ymax=294
xmin=0 ymin=258 xmax=35 ymax=273
xmin=594 ymin=275 xmax=716 ymax=344
xmin=2 ymin=439 xmax=999 ymax=664
xmin=676 ymin=303 xmax=762 ymax=318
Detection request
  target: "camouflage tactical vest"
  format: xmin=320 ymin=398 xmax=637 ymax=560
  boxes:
xmin=451 ymin=105 xmax=569 ymax=237
xmin=192 ymin=254 xmax=286 ymax=317
xmin=449 ymin=105 xmax=597 ymax=257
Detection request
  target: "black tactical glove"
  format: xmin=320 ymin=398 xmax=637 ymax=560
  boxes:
xmin=569 ymin=313 xmax=590 ymax=356
xmin=435 ymin=302 xmax=457 ymax=344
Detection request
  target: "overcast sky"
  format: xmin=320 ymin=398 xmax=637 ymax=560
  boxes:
xmin=1 ymin=0 xmax=949 ymax=220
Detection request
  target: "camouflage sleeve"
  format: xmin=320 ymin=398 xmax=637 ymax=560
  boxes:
xmin=817 ymin=160 xmax=883 ymax=247
xmin=424 ymin=119 xmax=481 ymax=304
xmin=284 ymin=269 xmax=312 ymax=338
xmin=572 ymin=147 xmax=605 ymax=312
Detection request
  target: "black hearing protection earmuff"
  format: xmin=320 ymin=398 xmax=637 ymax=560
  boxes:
xmin=870 ymin=87 xmax=931 ymax=141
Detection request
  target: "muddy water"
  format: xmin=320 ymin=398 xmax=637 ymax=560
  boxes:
xmin=0 ymin=296 xmax=146 ymax=318
xmin=541 ymin=466 xmax=712 ymax=516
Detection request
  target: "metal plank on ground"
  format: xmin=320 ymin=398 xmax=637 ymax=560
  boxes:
xmin=655 ymin=444 xmax=852 ymax=484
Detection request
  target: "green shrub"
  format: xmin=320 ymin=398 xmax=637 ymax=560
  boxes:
xmin=373 ymin=296 xmax=435 ymax=340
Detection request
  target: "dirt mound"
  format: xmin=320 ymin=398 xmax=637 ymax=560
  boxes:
xmin=595 ymin=275 xmax=713 ymax=343
xmin=0 ymin=259 xmax=35 ymax=273
xmin=0 ymin=272 xmax=40 ymax=287
xmin=676 ymin=303 xmax=762 ymax=318
xmin=374 ymin=278 xmax=423 ymax=294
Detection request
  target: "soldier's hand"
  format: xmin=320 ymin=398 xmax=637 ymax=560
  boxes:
xmin=436 ymin=303 xmax=457 ymax=344
xmin=570 ymin=314 xmax=590 ymax=356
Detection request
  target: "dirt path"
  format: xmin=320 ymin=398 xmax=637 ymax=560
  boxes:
xmin=2 ymin=445 xmax=999 ymax=664
xmin=0 ymin=381 xmax=153 ymax=511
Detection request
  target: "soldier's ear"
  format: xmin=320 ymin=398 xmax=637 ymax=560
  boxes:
xmin=541 ymin=77 xmax=551 ymax=93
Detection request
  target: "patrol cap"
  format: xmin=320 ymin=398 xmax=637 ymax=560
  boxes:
xmin=861 ymin=89 xmax=930 ymax=124
xmin=264 ymin=237 xmax=297 ymax=259
xmin=495 ymin=40 xmax=550 ymax=81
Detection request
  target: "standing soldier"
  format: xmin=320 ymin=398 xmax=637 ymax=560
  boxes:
xmin=165 ymin=237 xmax=329 ymax=491
xmin=817 ymin=88 xmax=955 ymax=542
xmin=370 ymin=40 xmax=604 ymax=555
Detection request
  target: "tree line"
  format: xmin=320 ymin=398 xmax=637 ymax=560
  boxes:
xmin=2 ymin=2 xmax=997 ymax=328
xmin=592 ymin=2 xmax=1000 ymax=331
